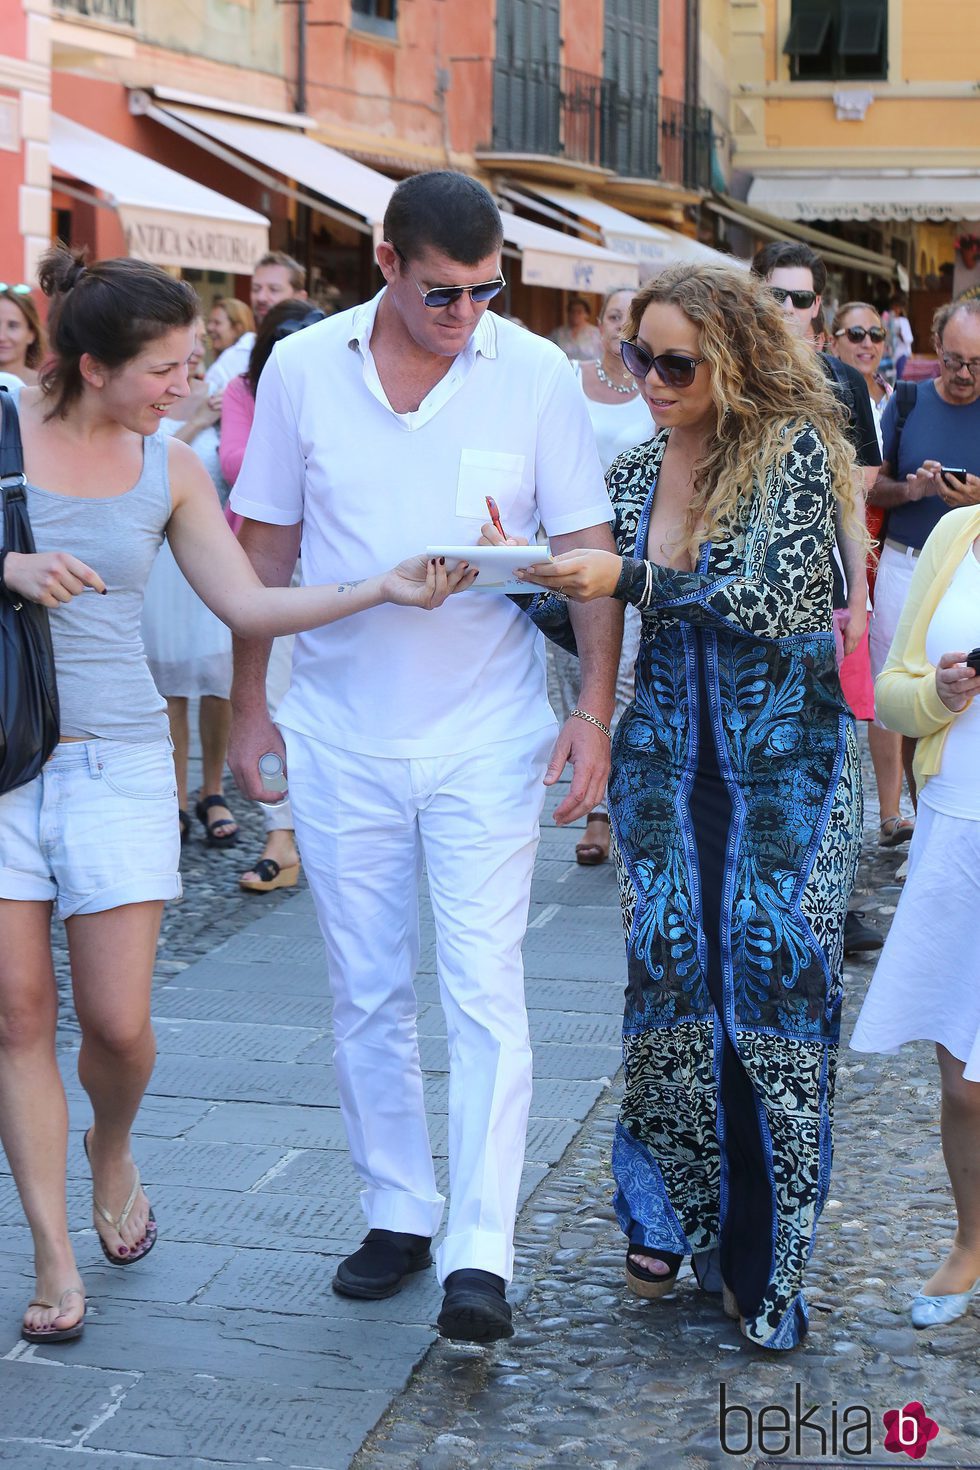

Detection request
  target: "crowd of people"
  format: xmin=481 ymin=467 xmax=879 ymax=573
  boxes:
xmin=0 ymin=168 xmax=976 ymax=1355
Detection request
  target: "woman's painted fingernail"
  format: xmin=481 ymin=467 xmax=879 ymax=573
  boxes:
xmin=439 ymin=557 xmax=446 ymax=566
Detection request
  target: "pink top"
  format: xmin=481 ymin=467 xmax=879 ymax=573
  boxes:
xmin=218 ymin=373 xmax=255 ymax=488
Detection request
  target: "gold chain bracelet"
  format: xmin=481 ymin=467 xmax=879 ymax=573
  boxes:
xmin=570 ymin=708 xmax=611 ymax=739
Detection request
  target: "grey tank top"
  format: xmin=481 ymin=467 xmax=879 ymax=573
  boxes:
xmin=18 ymin=406 xmax=172 ymax=741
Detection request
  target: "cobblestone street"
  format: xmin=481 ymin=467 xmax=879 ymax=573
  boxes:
xmin=0 ymin=736 xmax=976 ymax=1468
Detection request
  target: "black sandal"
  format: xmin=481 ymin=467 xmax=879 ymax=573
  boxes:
xmin=195 ymin=795 xmax=239 ymax=848
xmin=625 ymin=1248 xmax=683 ymax=1299
xmin=238 ymin=857 xmax=300 ymax=893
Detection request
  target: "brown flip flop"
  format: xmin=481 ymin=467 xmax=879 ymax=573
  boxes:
xmin=576 ymin=812 xmax=610 ymax=866
xmin=21 ymin=1287 xmax=85 ymax=1344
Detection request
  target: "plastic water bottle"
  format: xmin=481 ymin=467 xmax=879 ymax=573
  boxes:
xmin=257 ymin=751 xmax=288 ymax=808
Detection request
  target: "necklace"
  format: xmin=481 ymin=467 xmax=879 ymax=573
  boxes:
xmin=594 ymin=358 xmax=637 ymax=395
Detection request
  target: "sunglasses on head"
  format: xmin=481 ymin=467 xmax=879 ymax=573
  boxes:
xmin=835 ymin=324 xmax=886 ymax=344
xmin=272 ymin=308 xmax=328 ymax=342
xmin=769 ymin=286 xmax=817 ymax=310
xmin=0 ymin=284 xmax=32 ymax=296
xmin=392 ymin=246 xmax=505 ymax=310
xmin=621 ymin=339 xmax=705 ymax=389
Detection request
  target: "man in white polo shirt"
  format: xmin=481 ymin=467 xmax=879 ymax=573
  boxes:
xmin=229 ymin=172 xmax=621 ymax=1343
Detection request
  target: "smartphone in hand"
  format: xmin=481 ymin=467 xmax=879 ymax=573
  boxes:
xmin=940 ymin=466 xmax=968 ymax=489
xmin=965 ymin=646 xmax=980 ymax=676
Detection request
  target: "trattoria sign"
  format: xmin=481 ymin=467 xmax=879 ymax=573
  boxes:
xmin=120 ymin=206 xmax=268 ymax=273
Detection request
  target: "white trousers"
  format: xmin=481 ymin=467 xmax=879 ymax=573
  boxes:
xmin=283 ymin=722 xmax=557 ymax=1283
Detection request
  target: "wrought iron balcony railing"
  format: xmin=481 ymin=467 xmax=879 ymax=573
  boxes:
xmin=52 ymin=0 xmax=136 ymax=25
xmin=488 ymin=57 xmax=713 ymax=191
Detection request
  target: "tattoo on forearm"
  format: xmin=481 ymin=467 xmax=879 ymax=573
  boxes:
xmin=337 ymin=579 xmax=365 ymax=593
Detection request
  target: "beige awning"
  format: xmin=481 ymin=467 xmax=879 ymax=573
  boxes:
xmin=139 ymin=96 xmax=638 ymax=292
xmin=704 ymin=193 xmax=898 ymax=280
xmin=153 ymin=103 xmax=395 ymax=236
xmin=747 ymin=172 xmax=980 ymax=225
xmin=49 ymin=114 xmax=269 ymax=273
xmin=505 ymin=185 xmax=748 ymax=276
xmin=499 ymin=211 xmax=638 ymax=293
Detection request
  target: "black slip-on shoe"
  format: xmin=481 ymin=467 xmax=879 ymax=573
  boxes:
xmin=437 ymin=1269 xmax=514 ymax=1343
xmin=843 ymin=910 xmax=883 ymax=955
xmin=332 ymin=1229 xmax=432 ymax=1300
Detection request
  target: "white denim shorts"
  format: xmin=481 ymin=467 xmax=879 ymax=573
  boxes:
xmin=0 ymin=738 xmax=182 ymax=919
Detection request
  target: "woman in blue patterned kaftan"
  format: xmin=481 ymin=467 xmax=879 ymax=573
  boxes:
xmin=517 ymin=265 xmax=864 ymax=1350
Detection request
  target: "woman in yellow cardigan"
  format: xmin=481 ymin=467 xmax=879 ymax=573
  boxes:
xmin=851 ymin=503 xmax=980 ymax=1330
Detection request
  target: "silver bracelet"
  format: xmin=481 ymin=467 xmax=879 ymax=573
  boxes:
xmin=570 ymin=708 xmax=611 ymax=739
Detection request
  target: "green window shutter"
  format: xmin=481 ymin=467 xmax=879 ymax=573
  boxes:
xmin=783 ymin=7 xmax=833 ymax=57
xmin=839 ymin=3 xmax=886 ymax=55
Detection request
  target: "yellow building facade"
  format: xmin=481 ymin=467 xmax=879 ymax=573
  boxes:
xmin=715 ymin=0 xmax=980 ymax=340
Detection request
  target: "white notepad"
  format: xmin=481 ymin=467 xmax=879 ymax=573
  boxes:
xmin=426 ymin=544 xmax=551 ymax=593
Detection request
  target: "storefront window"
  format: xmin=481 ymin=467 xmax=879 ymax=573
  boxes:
xmin=351 ymin=0 xmax=397 ymax=39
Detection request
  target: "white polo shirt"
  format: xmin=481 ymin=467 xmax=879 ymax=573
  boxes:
xmin=231 ymin=291 xmax=612 ymax=758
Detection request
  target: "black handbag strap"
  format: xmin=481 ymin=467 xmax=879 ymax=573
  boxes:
xmin=0 ymin=387 xmax=26 ymax=493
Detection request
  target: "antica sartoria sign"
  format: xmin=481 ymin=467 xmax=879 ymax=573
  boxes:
xmin=121 ymin=207 xmax=267 ymax=273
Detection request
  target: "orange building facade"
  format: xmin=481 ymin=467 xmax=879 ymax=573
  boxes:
xmin=0 ymin=0 xmax=50 ymax=286
xmin=3 ymin=0 xmax=716 ymax=331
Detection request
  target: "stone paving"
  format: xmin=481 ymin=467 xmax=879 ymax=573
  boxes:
xmin=353 ymin=751 xmax=980 ymax=1470
xmin=0 ymin=767 xmax=626 ymax=1467
xmin=1 ymin=736 xmax=977 ymax=1468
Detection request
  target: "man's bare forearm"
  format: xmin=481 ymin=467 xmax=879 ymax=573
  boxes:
xmin=868 ymin=472 xmax=913 ymax=509
xmin=837 ymin=485 xmax=868 ymax=606
xmin=231 ymin=519 xmax=301 ymax=713
xmin=551 ymin=525 xmax=622 ymax=724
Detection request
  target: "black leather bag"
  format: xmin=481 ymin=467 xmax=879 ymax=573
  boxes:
xmin=509 ymin=589 xmax=578 ymax=657
xmin=0 ymin=389 xmax=60 ymax=796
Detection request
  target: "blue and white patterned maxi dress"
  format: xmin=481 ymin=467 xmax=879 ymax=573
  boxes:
xmin=606 ymin=423 xmax=862 ymax=1350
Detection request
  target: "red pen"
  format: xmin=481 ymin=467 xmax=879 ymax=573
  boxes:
xmin=485 ymin=494 xmax=507 ymax=542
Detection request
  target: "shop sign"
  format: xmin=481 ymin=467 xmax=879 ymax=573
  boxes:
xmin=120 ymin=207 xmax=268 ymax=273
xmin=520 ymin=247 xmax=638 ymax=294
xmin=604 ymin=232 xmax=673 ymax=271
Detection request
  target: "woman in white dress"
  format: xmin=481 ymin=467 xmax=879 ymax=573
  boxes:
xmin=551 ymin=287 xmax=652 ymax=864
xmin=851 ymin=502 xmax=980 ymax=1328
xmin=141 ymin=319 xmax=238 ymax=846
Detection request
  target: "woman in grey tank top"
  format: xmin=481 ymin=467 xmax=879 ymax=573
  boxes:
xmin=0 ymin=246 xmax=477 ymax=1346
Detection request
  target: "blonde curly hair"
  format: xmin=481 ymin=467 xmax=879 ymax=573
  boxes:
xmin=623 ymin=263 xmax=864 ymax=556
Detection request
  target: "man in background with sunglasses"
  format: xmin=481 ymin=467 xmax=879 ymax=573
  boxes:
xmin=751 ymin=242 xmax=883 ymax=493
xmin=868 ymin=298 xmax=980 ymax=801
xmin=228 ymin=170 xmax=621 ymax=1345
xmin=752 ymin=241 xmax=885 ymax=955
